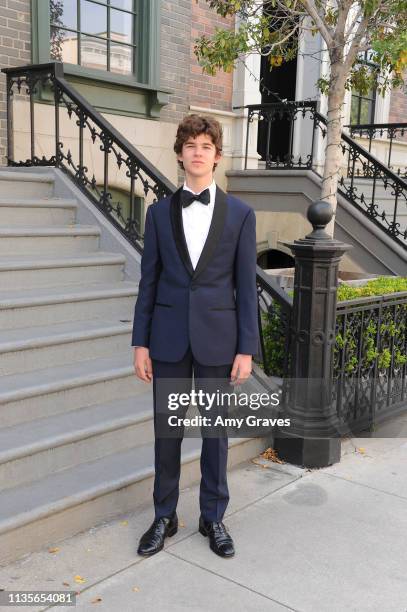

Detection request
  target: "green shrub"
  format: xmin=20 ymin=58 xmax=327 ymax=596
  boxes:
xmin=260 ymin=276 xmax=407 ymax=376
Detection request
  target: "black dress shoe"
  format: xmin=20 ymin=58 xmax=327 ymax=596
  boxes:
xmin=199 ymin=516 xmax=235 ymax=557
xmin=137 ymin=513 xmax=178 ymax=557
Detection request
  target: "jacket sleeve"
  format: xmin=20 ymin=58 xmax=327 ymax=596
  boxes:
xmin=234 ymin=208 xmax=260 ymax=356
xmin=131 ymin=204 xmax=162 ymax=347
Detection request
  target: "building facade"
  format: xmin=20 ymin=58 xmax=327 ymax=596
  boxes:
xmin=0 ymin=0 xmax=406 ymax=273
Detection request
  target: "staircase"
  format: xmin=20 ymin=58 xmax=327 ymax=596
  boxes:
xmin=0 ymin=169 xmax=267 ymax=566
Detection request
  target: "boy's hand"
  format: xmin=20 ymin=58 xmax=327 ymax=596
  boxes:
xmin=230 ymin=354 xmax=252 ymax=385
xmin=134 ymin=347 xmax=153 ymax=382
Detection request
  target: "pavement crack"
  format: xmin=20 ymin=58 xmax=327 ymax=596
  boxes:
xmin=324 ymin=471 xmax=407 ymax=502
xmin=164 ymin=549 xmax=302 ymax=612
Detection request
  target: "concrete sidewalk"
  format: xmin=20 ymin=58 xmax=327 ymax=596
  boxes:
xmin=0 ymin=432 xmax=406 ymax=612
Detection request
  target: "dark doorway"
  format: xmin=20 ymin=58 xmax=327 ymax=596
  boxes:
xmin=257 ymin=249 xmax=295 ymax=269
xmin=258 ymin=4 xmax=298 ymax=164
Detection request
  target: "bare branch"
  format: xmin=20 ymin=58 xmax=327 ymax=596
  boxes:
xmin=301 ymin=0 xmax=334 ymax=47
xmin=344 ymin=5 xmax=363 ymax=40
xmin=342 ymin=0 xmax=386 ymax=72
xmin=258 ymin=23 xmax=302 ymax=56
xmin=334 ymin=0 xmax=352 ymax=43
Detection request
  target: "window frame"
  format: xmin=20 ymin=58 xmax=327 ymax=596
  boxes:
xmin=350 ymin=50 xmax=378 ymax=125
xmin=50 ymin=0 xmax=138 ymax=77
xmin=32 ymin=0 xmax=163 ymax=95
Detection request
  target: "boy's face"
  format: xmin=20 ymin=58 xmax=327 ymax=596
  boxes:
xmin=177 ymin=133 xmax=222 ymax=179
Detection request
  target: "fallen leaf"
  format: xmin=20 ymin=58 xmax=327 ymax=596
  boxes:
xmin=132 ymin=586 xmax=140 ymax=592
xmin=48 ymin=547 xmax=60 ymax=553
xmin=357 ymin=447 xmax=366 ymax=454
xmin=259 ymin=447 xmax=285 ymax=464
xmin=91 ymin=597 xmax=102 ymax=604
xmin=62 ymin=582 xmax=70 ymax=587
xmin=179 ymin=521 xmax=185 ymax=528
xmin=120 ymin=520 xmax=128 ymax=526
xmin=74 ymin=575 xmax=86 ymax=584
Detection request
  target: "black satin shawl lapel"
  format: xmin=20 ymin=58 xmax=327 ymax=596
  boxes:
xmin=170 ymin=185 xmax=228 ymax=280
xmin=170 ymin=187 xmax=194 ymax=277
xmin=192 ymin=186 xmax=227 ymax=280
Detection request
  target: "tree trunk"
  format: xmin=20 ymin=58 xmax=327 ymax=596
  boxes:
xmin=321 ymin=62 xmax=347 ymax=238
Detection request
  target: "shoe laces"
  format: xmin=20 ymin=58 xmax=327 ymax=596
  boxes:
xmin=212 ymin=522 xmax=230 ymax=538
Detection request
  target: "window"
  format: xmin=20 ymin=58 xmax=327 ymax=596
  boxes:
xmin=350 ymin=50 xmax=377 ymax=125
xmin=32 ymin=0 xmax=169 ymax=118
xmin=50 ymin=0 xmax=137 ymax=76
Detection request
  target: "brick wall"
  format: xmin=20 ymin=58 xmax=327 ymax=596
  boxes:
xmin=0 ymin=0 xmax=31 ymax=166
xmin=0 ymin=1 xmax=234 ymax=167
xmin=189 ymin=0 xmax=234 ymax=112
xmin=159 ymin=0 xmax=192 ymax=124
xmin=160 ymin=1 xmax=234 ymax=183
xmin=160 ymin=0 xmax=234 ymax=123
xmin=388 ymin=76 xmax=407 ymax=124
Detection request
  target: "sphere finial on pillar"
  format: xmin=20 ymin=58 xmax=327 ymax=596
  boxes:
xmin=305 ymin=200 xmax=333 ymax=240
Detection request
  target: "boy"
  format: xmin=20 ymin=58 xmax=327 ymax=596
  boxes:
xmin=132 ymin=114 xmax=259 ymax=558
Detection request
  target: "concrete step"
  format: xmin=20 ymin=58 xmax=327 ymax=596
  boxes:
xmin=0 ymin=435 xmax=268 ymax=565
xmin=0 ymin=394 xmax=154 ymax=491
xmin=0 ymin=198 xmax=77 ymax=226
xmin=0 ymin=318 xmax=133 ymax=375
xmin=0 ymin=280 xmax=137 ymax=329
xmin=0 ymin=351 xmax=143 ymax=427
xmin=0 ymin=251 xmax=126 ymax=290
xmin=0 ymin=171 xmax=55 ymax=198
xmin=0 ymin=225 xmax=100 ymax=255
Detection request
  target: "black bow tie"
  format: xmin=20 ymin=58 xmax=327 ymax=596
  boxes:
xmin=180 ymin=188 xmax=210 ymax=208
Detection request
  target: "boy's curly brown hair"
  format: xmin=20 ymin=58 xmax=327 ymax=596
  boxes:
xmin=174 ymin=114 xmax=223 ymax=170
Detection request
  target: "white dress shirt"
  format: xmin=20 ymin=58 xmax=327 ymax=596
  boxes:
xmin=133 ymin=180 xmax=216 ymax=348
xmin=182 ymin=179 xmax=216 ymax=269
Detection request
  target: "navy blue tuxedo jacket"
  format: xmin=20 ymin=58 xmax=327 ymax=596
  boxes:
xmin=131 ymin=185 xmax=259 ymax=365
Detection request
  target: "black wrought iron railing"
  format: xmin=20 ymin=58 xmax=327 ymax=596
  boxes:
xmin=334 ymin=291 xmax=407 ymax=432
xmin=1 ymin=62 xmax=292 ymax=381
xmin=255 ymin=267 xmax=293 ymax=379
xmin=239 ymin=102 xmax=407 ymax=249
xmin=2 ymin=62 xmax=175 ymax=254
xmin=236 ymin=101 xmax=318 ymax=170
xmin=345 ymin=122 xmax=407 ymax=178
xmin=327 ymin=114 xmax=407 ymax=249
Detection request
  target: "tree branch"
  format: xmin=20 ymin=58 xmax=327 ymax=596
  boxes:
xmin=300 ymin=0 xmax=334 ymax=47
xmin=343 ymin=9 xmax=373 ymax=72
xmin=334 ymin=0 xmax=352 ymax=44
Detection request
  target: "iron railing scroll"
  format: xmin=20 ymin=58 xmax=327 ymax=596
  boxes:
xmin=2 ymin=62 xmax=175 ymax=254
xmin=334 ymin=291 xmax=407 ymax=433
xmin=345 ymin=122 xmax=407 ymax=179
xmin=239 ymin=102 xmax=406 ymax=250
xmin=255 ymin=267 xmax=293 ymax=380
xmin=2 ymin=62 xmax=292 ymax=384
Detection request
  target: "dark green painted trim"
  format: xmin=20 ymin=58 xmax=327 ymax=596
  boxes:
xmin=31 ymin=0 xmax=171 ymax=118
xmin=39 ymin=71 xmax=169 ymax=119
xmin=137 ymin=0 xmax=161 ymax=87
xmin=61 ymin=62 xmax=171 ymax=94
xmin=31 ymin=0 xmax=51 ymax=64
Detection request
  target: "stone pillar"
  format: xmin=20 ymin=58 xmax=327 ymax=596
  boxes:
xmin=274 ymin=200 xmax=352 ymax=468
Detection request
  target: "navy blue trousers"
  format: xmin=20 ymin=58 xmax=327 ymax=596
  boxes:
xmin=152 ymin=345 xmax=232 ymax=522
